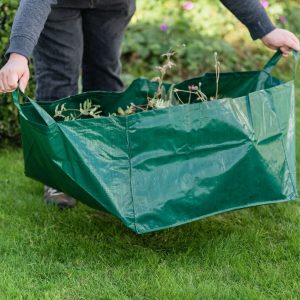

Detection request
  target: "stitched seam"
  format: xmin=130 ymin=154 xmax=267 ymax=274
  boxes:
xmin=126 ymin=117 xmax=137 ymax=232
xmin=268 ymin=89 xmax=297 ymax=197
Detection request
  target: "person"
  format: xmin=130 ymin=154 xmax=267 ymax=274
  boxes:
xmin=0 ymin=0 xmax=299 ymax=208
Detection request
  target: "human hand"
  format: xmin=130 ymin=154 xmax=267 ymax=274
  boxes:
xmin=0 ymin=53 xmax=30 ymax=93
xmin=261 ymin=28 xmax=300 ymax=57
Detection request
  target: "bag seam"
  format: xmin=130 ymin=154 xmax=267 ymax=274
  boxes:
xmin=267 ymin=88 xmax=298 ymax=197
xmin=126 ymin=116 xmax=137 ymax=231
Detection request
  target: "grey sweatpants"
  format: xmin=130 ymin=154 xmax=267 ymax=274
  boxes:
xmin=32 ymin=2 xmax=135 ymax=101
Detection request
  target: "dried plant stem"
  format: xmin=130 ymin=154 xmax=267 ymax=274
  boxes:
xmin=130 ymin=103 xmax=147 ymax=111
xmin=54 ymin=52 xmax=222 ymax=121
xmin=214 ymin=52 xmax=221 ymax=99
xmin=174 ymin=91 xmax=185 ymax=104
xmin=174 ymin=88 xmax=207 ymax=102
xmin=54 ymin=100 xmax=102 ymax=121
xmin=152 ymin=51 xmax=176 ymax=100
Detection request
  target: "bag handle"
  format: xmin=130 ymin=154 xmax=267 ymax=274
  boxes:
xmin=12 ymin=88 xmax=56 ymax=126
xmin=263 ymin=49 xmax=299 ymax=79
xmin=12 ymin=88 xmax=26 ymax=118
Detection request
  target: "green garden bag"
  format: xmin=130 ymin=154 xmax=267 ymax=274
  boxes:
xmin=13 ymin=51 xmax=298 ymax=234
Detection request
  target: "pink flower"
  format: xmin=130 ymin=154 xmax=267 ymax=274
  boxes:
xmin=260 ymin=0 xmax=269 ymax=9
xmin=182 ymin=1 xmax=194 ymax=10
xmin=188 ymin=85 xmax=198 ymax=91
xmin=160 ymin=23 xmax=168 ymax=32
xmin=279 ymin=16 xmax=287 ymax=24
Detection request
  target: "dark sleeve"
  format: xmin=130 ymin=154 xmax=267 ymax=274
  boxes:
xmin=6 ymin=0 xmax=57 ymax=59
xmin=220 ymin=0 xmax=276 ymax=40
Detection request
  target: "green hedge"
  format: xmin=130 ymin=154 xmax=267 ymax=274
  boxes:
xmin=121 ymin=0 xmax=297 ymax=82
xmin=0 ymin=2 xmax=19 ymax=145
xmin=0 ymin=0 xmax=298 ymax=145
xmin=0 ymin=1 xmax=35 ymax=145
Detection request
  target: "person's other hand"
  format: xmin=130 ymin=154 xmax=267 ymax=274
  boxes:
xmin=261 ymin=28 xmax=300 ymax=57
xmin=0 ymin=53 xmax=29 ymax=93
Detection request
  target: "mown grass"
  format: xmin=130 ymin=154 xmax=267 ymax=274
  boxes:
xmin=0 ymin=79 xmax=300 ymax=299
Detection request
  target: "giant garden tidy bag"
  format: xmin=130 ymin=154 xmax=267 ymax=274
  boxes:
xmin=13 ymin=50 xmax=298 ymax=234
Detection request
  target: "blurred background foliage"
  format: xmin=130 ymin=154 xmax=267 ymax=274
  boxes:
xmin=122 ymin=0 xmax=300 ymax=80
xmin=0 ymin=0 xmax=300 ymax=144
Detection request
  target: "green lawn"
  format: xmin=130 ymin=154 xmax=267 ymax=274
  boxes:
xmin=1 ymin=80 xmax=300 ymax=299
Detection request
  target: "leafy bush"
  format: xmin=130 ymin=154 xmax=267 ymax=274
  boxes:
xmin=0 ymin=0 xmax=299 ymax=145
xmin=0 ymin=1 xmax=35 ymax=145
xmin=122 ymin=0 xmax=298 ymax=83
xmin=0 ymin=2 xmax=19 ymax=144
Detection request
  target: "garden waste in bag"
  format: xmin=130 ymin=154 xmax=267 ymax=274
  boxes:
xmin=13 ymin=50 xmax=298 ymax=234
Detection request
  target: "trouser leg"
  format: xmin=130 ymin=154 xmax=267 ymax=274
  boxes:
xmin=81 ymin=0 xmax=136 ymax=92
xmin=32 ymin=8 xmax=83 ymax=101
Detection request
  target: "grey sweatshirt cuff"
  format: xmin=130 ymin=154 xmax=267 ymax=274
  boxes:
xmin=5 ymin=35 xmax=36 ymax=59
xmin=246 ymin=9 xmax=276 ymax=40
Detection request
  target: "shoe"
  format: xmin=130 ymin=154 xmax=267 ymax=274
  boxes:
xmin=44 ymin=185 xmax=76 ymax=209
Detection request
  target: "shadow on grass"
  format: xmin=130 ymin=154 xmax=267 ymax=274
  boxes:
xmin=24 ymin=181 xmax=299 ymax=258
xmin=2 ymin=147 xmax=297 ymax=265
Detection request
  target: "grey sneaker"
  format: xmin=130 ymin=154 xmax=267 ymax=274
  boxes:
xmin=44 ymin=186 xmax=76 ymax=209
